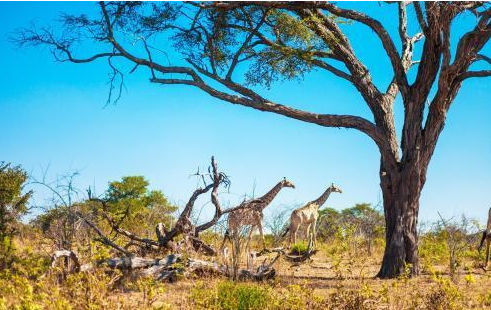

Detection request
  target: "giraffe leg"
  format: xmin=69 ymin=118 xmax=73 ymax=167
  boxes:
xmin=246 ymin=226 xmax=255 ymax=253
xmin=305 ymin=223 xmax=312 ymax=245
xmin=287 ymin=224 xmax=293 ymax=249
xmin=312 ymin=221 xmax=317 ymax=248
xmin=486 ymin=239 xmax=490 ymax=270
xmin=258 ymin=223 xmax=266 ymax=250
xmin=292 ymin=225 xmax=299 ymax=247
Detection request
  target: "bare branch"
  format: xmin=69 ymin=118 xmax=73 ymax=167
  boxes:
xmin=74 ymin=211 xmax=132 ymax=256
xmin=92 ymin=200 xmax=160 ymax=249
xmin=413 ymin=2 xmax=428 ymax=35
xmin=474 ymin=54 xmax=491 ymax=65
xmin=458 ymin=70 xmax=491 ymax=80
xmin=225 ymin=10 xmax=268 ymax=80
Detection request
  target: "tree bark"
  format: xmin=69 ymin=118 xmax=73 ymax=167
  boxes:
xmin=377 ymin=159 xmax=425 ymax=278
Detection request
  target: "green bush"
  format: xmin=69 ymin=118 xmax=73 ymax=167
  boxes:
xmin=419 ymin=234 xmax=448 ymax=265
xmin=192 ymin=281 xmax=270 ymax=310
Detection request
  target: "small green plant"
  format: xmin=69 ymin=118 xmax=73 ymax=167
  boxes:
xmin=289 ymin=241 xmax=309 ymax=255
xmin=479 ymin=292 xmax=491 ymax=307
xmin=463 ymin=267 xmax=475 ymax=285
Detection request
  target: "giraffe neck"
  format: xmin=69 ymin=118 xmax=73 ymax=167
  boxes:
xmin=257 ymin=182 xmax=284 ymax=209
xmin=312 ymin=188 xmax=333 ymax=208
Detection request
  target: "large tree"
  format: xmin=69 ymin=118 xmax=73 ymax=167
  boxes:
xmin=15 ymin=1 xmax=491 ymax=278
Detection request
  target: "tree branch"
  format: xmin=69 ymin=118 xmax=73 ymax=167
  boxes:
xmin=150 ymin=76 xmax=386 ymax=149
xmin=458 ymin=70 xmax=491 ymax=80
xmin=74 ymin=211 xmax=132 ymax=256
xmin=320 ymin=2 xmax=410 ymax=101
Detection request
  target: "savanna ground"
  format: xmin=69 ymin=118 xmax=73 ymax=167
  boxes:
xmin=2 ymin=227 xmax=491 ymax=310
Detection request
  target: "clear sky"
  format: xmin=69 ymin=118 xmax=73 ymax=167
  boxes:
xmin=1 ymin=2 xmax=490 ymax=225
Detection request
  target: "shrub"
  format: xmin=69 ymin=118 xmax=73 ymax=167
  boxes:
xmin=423 ymin=272 xmax=463 ymax=310
xmin=191 ymin=280 xmax=270 ymax=310
xmin=0 ymin=162 xmax=32 ymax=268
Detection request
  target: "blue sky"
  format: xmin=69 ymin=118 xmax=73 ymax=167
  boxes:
xmin=1 ymin=2 xmax=490 ymax=225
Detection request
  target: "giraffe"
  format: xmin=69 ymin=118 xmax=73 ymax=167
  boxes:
xmin=285 ymin=183 xmax=342 ymax=248
xmin=478 ymin=206 xmax=491 ymax=270
xmin=220 ymin=178 xmax=295 ymax=251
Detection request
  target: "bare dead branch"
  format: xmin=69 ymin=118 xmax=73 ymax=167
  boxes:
xmin=74 ymin=211 xmax=132 ymax=256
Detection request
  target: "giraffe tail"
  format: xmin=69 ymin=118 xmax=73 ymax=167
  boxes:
xmin=281 ymin=226 xmax=290 ymax=238
xmin=479 ymin=230 xmax=487 ymax=252
xmin=219 ymin=229 xmax=231 ymax=251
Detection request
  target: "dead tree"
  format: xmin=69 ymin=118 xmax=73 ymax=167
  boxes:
xmin=64 ymin=157 xmax=301 ymax=281
xmin=79 ymin=156 xmax=276 ymax=257
xmin=81 ymin=156 xmax=230 ymax=256
xmin=30 ymin=171 xmax=83 ymax=251
xmin=15 ymin=2 xmax=491 ymax=278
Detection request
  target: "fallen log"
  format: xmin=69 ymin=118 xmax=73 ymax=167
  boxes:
xmin=50 ymin=250 xmax=277 ymax=282
xmin=50 ymin=250 xmax=93 ymax=273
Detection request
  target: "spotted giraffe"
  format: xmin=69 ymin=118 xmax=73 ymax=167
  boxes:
xmin=285 ymin=183 xmax=342 ymax=248
xmin=479 ymin=206 xmax=491 ymax=269
xmin=220 ymin=178 xmax=295 ymax=251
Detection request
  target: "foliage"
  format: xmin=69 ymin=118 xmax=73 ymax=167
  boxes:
xmin=317 ymin=207 xmax=341 ymax=240
xmin=420 ymin=215 xmax=480 ymax=278
xmin=425 ymin=272 xmax=464 ymax=310
xmin=289 ymin=241 xmax=309 ymax=255
xmin=192 ymin=280 xmax=270 ymax=310
xmin=31 ymin=205 xmax=79 ymax=251
xmin=104 ymin=176 xmax=177 ymax=235
xmin=0 ymin=162 xmax=32 ymax=267
xmin=31 ymin=175 xmax=178 ymax=256
xmin=317 ymin=203 xmax=384 ymax=255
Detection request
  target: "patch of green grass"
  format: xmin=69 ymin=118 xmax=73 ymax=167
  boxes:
xmin=191 ymin=280 xmax=270 ymax=310
xmin=289 ymin=242 xmax=309 ymax=255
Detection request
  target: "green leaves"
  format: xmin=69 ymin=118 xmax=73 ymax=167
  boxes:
xmin=273 ymin=11 xmax=315 ymax=47
xmin=0 ymin=162 xmax=31 ymax=216
xmin=107 ymin=176 xmax=149 ymax=202
xmin=0 ymin=162 xmax=32 ymax=266
xmin=104 ymin=175 xmax=177 ymax=233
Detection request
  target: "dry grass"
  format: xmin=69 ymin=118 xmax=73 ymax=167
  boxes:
xmin=2 ymin=234 xmax=491 ymax=310
xmin=119 ymin=248 xmax=491 ymax=309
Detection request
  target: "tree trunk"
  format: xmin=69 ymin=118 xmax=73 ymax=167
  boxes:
xmin=377 ymin=160 xmax=425 ymax=278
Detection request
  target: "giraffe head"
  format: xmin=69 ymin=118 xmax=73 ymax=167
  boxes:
xmin=330 ymin=183 xmax=342 ymax=193
xmin=281 ymin=177 xmax=295 ymax=189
